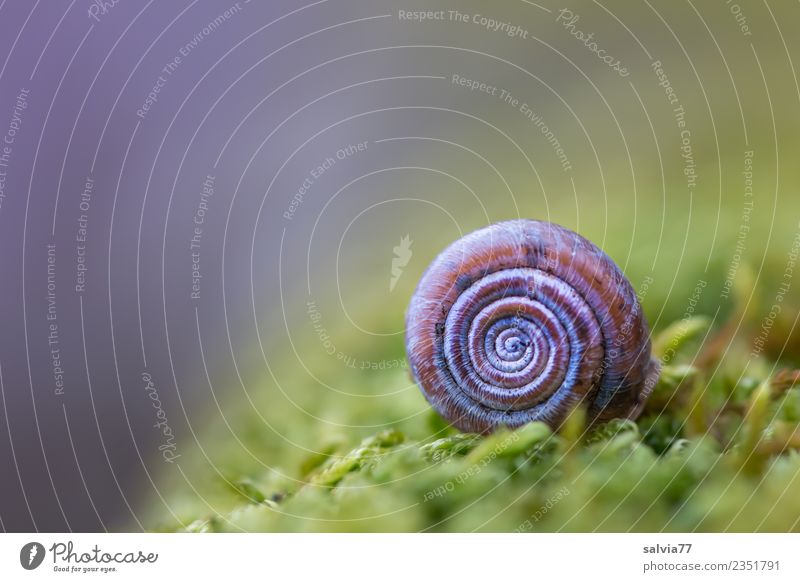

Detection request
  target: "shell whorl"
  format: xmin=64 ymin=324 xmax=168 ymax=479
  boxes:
xmin=405 ymin=219 xmax=659 ymax=434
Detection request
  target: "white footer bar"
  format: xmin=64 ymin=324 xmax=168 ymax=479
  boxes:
xmin=1 ymin=533 xmax=796 ymax=581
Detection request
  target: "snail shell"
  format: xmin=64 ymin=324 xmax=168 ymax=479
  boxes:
xmin=405 ymin=219 xmax=659 ymax=433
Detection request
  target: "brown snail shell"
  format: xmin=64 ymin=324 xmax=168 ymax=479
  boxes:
xmin=405 ymin=219 xmax=660 ymax=433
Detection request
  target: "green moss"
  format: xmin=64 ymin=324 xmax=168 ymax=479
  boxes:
xmin=145 ymin=291 xmax=800 ymax=532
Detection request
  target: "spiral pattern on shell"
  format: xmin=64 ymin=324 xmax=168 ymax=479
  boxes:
xmin=405 ymin=219 xmax=660 ymax=434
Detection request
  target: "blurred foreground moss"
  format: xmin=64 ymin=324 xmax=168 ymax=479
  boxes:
xmin=149 ymin=294 xmax=800 ymax=532
xmin=166 ymin=403 xmax=800 ymax=532
xmin=152 ymin=375 xmax=800 ymax=532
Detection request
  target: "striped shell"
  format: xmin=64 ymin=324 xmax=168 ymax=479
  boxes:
xmin=405 ymin=219 xmax=659 ymax=433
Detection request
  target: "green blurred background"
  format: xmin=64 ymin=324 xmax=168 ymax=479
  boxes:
xmin=145 ymin=0 xmax=800 ymax=531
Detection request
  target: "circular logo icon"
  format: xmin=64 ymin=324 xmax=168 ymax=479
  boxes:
xmin=19 ymin=542 xmax=46 ymax=570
